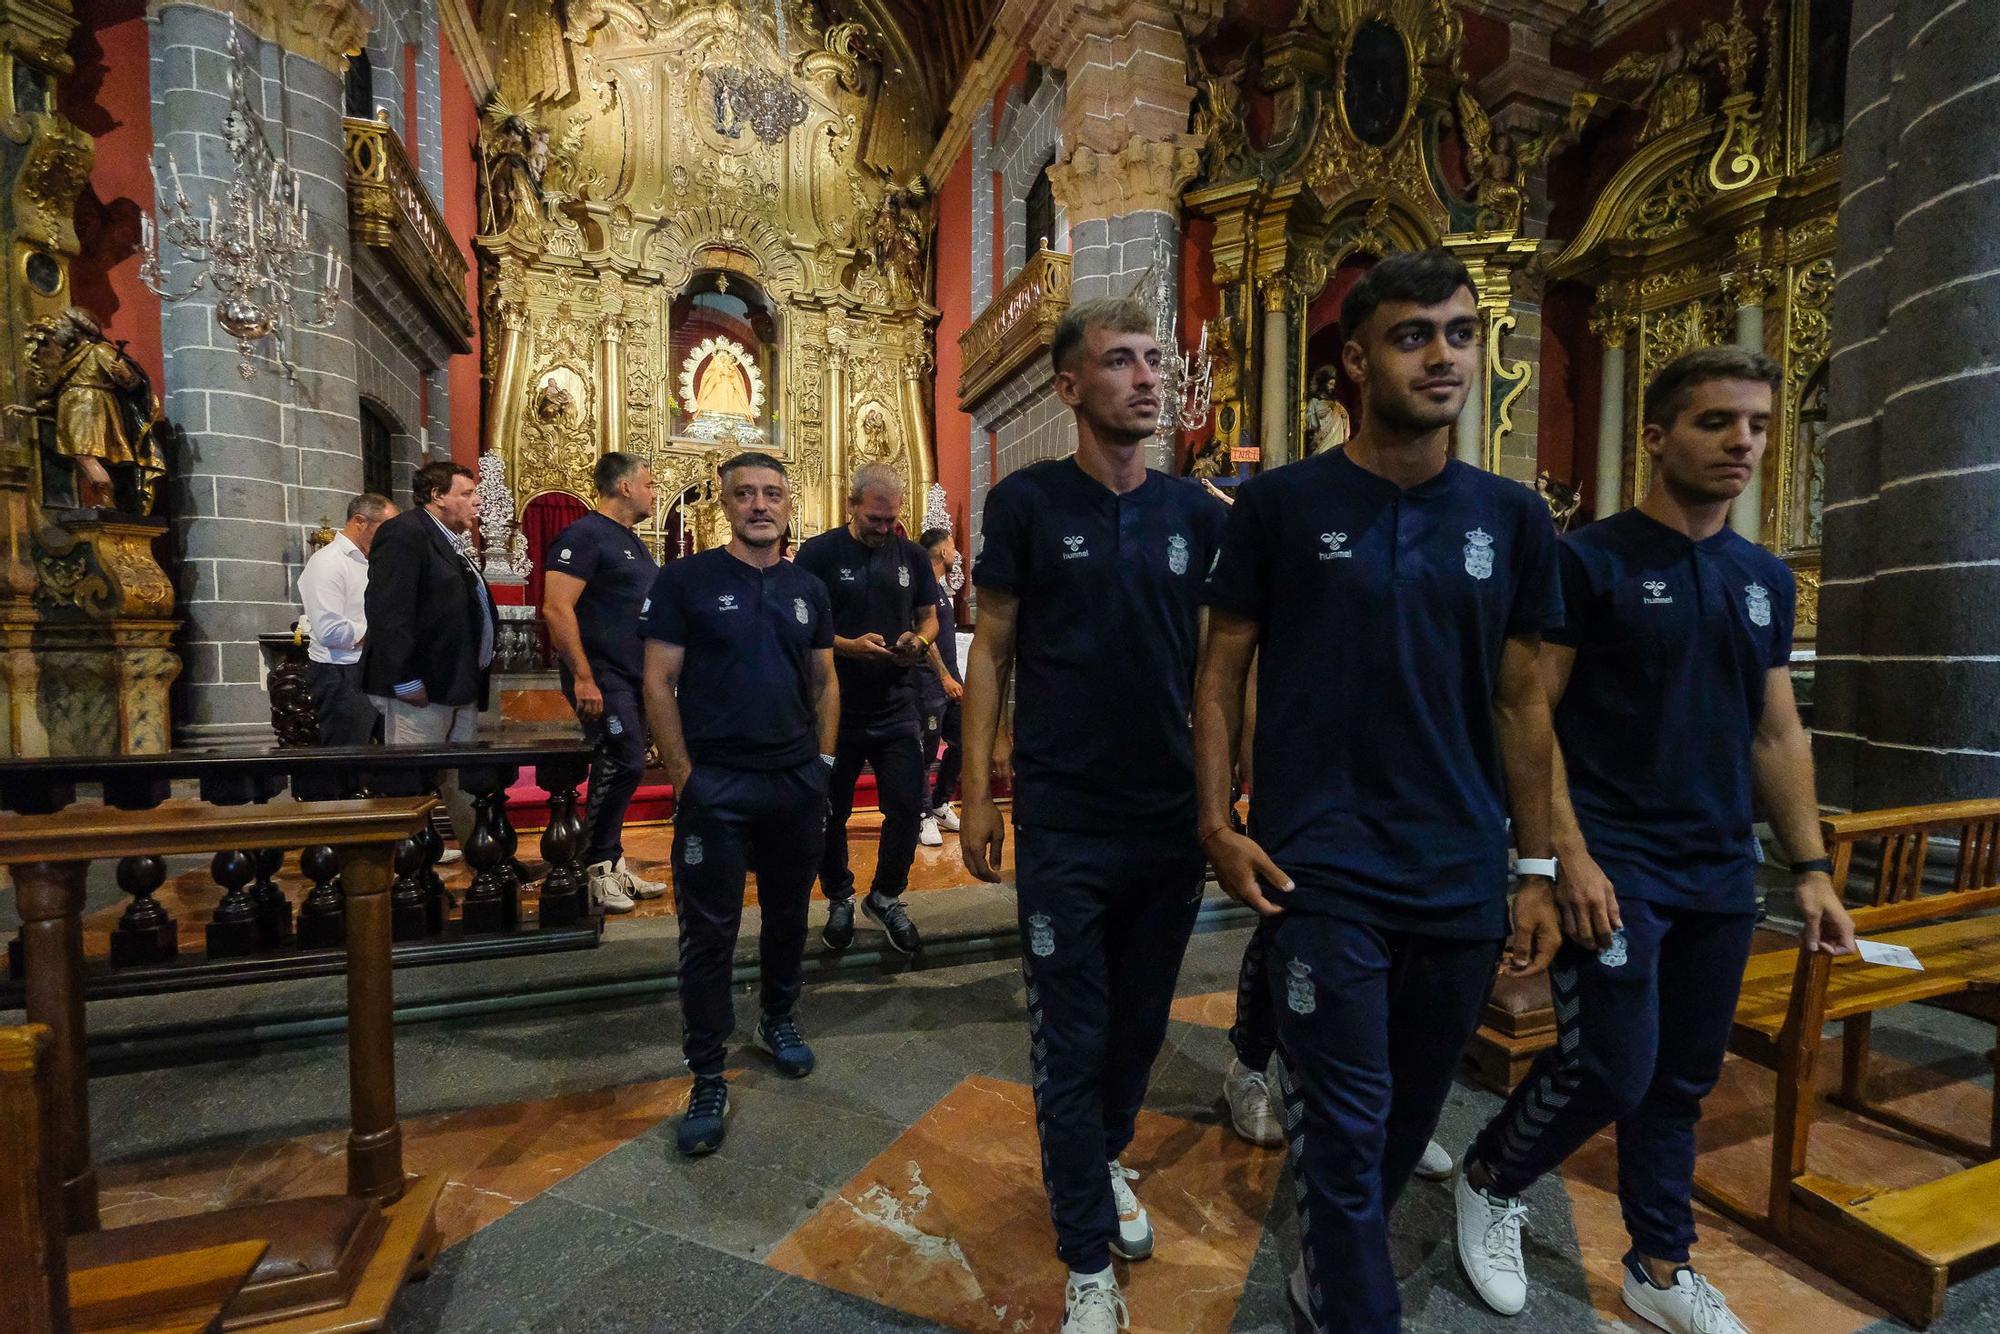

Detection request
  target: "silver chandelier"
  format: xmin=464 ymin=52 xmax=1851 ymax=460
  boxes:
xmin=138 ymin=22 xmax=342 ymax=379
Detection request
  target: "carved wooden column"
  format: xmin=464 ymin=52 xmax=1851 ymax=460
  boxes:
xmin=600 ymin=306 xmax=626 ymax=454
xmin=1259 ymin=278 xmax=1293 ymax=467
xmin=339 ymin=836 xmax=406 ymax=1203
xmin=826 ymin=344 xmax=849 ymax=494
xmin=0 ymin=1025 xmax=66 ymax=1333
xmin=10 ymin=859 xmax=95 ymax=1231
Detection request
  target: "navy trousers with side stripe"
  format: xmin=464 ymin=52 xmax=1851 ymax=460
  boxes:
xmin=1468 ymin=898 xmax=1755 ymax=1262
xmin=1015 ymin=825 xmax=1206 ymax=1273
xmin=1269 ymin=913 xmax=1501 ymax=1333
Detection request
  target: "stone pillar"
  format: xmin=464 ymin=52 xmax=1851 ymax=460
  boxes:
xmin=1724 ymin=261 xmax=1775 ymax=540
xmin=152 ymin=1 xmax=370 ymax=742
xmin=1453 ymin=392 xmax=1482 ymax=467
xmin=1587 ymin=295 xmax=1633 ymax=519
xmin=970 ymin=107 xmax=995 ymax=317
xmin=1815 ymin=0 xmax=2000 ymax=807
xmin=1259 ymin=281 xmax=1291 ymax=468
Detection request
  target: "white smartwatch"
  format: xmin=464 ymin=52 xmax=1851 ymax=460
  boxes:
xmin=1514 ymin=857 xmax=1559 ymax=880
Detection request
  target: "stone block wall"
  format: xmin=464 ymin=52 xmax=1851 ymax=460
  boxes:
xmin=1814 ymin=0 xmax=2000 ymax=806
xmin=997 ymin=73 xmax=1065 ymax=281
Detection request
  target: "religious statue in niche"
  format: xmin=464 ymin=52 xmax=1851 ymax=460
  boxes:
xmin=863 ymin=174 xmax=932 ymax=308
xmin=678 ymin=336 xmax=766 ymax=447
xmin=1303 ymin=367 xmax=1350 ymax=455
xmin=854 ymin=404 xmax=899 ymax=465
xmin=8 ymin=307 xmax=169 ymax=515
xmin=481 ymin=111 xmax=552 ymax=238
xmin=1455 ymin=87 xmax=1592 ymax=236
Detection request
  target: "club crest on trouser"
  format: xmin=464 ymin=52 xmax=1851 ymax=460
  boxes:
xmin=1745 ymin=582 xmax=1771 ymax=627
xmin=606 ymin=714 xmax=624 ymax=736
xmin=684 ymin=834 xmax=704 ymax=867
xmin=1168 ymin=533 xmax=1189 ymax=575
xmin=1286 ymin=959 xmax=1316 ymax=1015
xmin=1463 ymin=527 xmax=1495 ymax=580
xmin=1028 ymin=912 xmax=1055 ymax=957
xmin=1598 ymin=927 xmax=1628 ymax=969
xmin=898 ymin=563 xmax=910 ymax=587
xmin=793 ymin=596 xmax=809 ymax=624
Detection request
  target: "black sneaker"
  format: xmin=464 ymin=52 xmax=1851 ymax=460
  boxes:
xmin=863 ymin=893 xmax=922 ymax=955
xmin=823 ymin=898 xmax=855 ymax=950
xmin=757 ymin=1013 xmax=816 ymax=1079
xmin=676 ymin=1074 xmax=729 ymax=1158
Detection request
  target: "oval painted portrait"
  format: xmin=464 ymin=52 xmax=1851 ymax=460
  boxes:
xmin=1341 ymin=20 xmax=1411 ymax=148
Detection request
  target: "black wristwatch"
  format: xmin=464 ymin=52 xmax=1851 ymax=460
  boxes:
xmin=1790 ymin=857 xmax=1834 ymax=876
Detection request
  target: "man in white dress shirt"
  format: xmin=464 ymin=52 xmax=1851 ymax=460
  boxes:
xmin=298 ymin=493 xmax=396 ymax=748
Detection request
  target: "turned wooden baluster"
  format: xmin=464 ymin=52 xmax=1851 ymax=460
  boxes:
xmin=389 ymin=837 xmax=429 ymax=943
xmin=416 ymin=822 xmax=448 ymax=934
xmin=538 ymin=758 xmax=590 ymax=927
xmin=296 ymin=844 xmax=346 ymax=948
xmin=108 ymin=854 xmax=176 ymax=967
xmin=204 ymin=850 xmax=261 ymax=957
xmin=458 ymin=768 xmax=512 ymax=934
xmin=250 ymin=847 xmax=292 ymax=949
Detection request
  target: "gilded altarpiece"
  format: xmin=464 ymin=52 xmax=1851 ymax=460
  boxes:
xmin=478 ymin=0 xmax=937 ymax=546
xmin=1552 ymin=0 xmax=1839 ymax=635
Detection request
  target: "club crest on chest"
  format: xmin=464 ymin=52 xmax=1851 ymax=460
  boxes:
xmin=1463 ymin=528 xmax=1495 ymax=580
xmin=898 ymin=564 xmax=910 ymax=587
xmin=1168 ymin=533 xmax=1189 ymax=575
xmin=1745 ymin=582 xmax=1771 ymax=627
xmin=793 ymin=596 xmax=809 ymax=624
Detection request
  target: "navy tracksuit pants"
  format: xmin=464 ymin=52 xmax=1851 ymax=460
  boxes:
xmin=1469 ymin=898 xmax=1755 ymax=1263
xmin=672 ymin=761 xmax=828 ymax=1076
xmin=1016 ymin=825 xmax=1206 ymax=1273
xmin=1230 ymin=915 xmax=1279 ymax=1071
xmin=820 ymin=729 xmax=926 ymax=904
xmin=575 ymin=678 xmax=647 ymax=867
xmin=1268 ymin=913 xmax=1500 ymax=1333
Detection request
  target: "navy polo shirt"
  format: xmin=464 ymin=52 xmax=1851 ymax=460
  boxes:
xmin=637 ymin=548 xmax=834 ymax=770
xmin=975 ymin=457 xmax=1227 ymax=834
xmin=795 ymin=527 xmax=940 ymax=738
xmin=1204 ymin=449 xmax=1563 ymax=938
xmin=544 ymin=512 xmax=658 ymax=688
xmin=1550 ymin=509 xmax=1794 ymax=914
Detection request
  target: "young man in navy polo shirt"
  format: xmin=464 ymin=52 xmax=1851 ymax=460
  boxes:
xmin=639 ymin=452 xmax=840 ymax=1157
xmin=1196 ymin=249 xmax=1564 ymax=1333
xmin=796 ymin=463 xmax=941 ymax=956
xmin=961 ymin=296 xmax=1226 ymax=1334
xmin=543 ymin=451 xmax=662 ymax=914
xmin=1452 ymin=347 xmax=1856 ymax=1334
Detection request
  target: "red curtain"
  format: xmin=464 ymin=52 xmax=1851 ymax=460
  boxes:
xmin=522 ymin=492 xmax=589 ymax=608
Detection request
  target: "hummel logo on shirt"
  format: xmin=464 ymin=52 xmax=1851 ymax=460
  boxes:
xmin=1319 ymin=531 xmax=1352 ymax=560
xmin=718 ymin=594 xmax=738 ymax=610
xmin=1062 ymin=535 xmax=1088 ymax=560
xmin=1642 ymin=579 xmax=1673 ymax=605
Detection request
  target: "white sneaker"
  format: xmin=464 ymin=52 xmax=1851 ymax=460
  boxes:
xmin=1415 ymin=1138 xmax=1454 ymax=1181
xmin=1223 ymin=1057 xmax=1284 ymax=1147
xmin=1454 ymin=1164 xmax=1528 ymax=1316
xmin=587 ymin=860 xmax=635 ymax=914
xmin=1062 ymin=1271 xmax=1128 ymax=1334
xmin=1106 ymin=1160 xmax=1153 ymax=1260
xmin=933 ymin=802 xmax=961 ymax=832
xmin=614 ymin=856 xmax=667 ymax=900
xmin=436 ymin=848 xmax=463 ymax=866
xmin=917 ymin=814 xmax=943 ymax=847
xmin=1622 ymin=1258 xmax=1749 ymax=1334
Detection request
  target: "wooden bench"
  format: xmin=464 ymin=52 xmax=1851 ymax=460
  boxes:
xmin=1691 ymin=799 xmax=2000 ymax=1327
xmin=0 ymin=798 xmax=444 ymax=1333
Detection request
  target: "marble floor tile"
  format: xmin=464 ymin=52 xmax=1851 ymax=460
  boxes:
xmin=768 ymin=1074 xmax=1284 ymax=1333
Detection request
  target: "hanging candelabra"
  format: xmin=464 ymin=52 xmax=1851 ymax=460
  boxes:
xmin=708 ymin=0 xmax=811 ymax=145
xmin=1140 ymin=238 xmax=1214 ymax=440
xmin=137 ymin=22 xmax=342 ymax=379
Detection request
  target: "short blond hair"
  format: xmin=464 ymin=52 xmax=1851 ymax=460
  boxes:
xmin=1052 ymin=296 xmax=1154 ymax=374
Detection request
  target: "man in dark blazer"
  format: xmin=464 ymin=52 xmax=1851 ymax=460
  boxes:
xmin=363 ymin=460 xmax=496 ymax=841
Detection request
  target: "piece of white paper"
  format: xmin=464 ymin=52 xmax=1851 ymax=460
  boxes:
xmin=1857 ymin=939 xmax=1923 ymax=971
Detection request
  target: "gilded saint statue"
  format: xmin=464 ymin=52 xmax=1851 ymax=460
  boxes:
xmin=482 ymin=113 xmax=552 ymax=239
xmin=1304 ymin=367 xmax=1350 ymax=455
xmin=694 ymin=347 xmax=754 ymax=418
xmin=8 ymin=308 xmax=167 ymax=514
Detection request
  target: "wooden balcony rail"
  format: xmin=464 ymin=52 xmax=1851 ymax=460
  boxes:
xmin=958 ymin=247 xmax=1071 ymax=412
xmin=344 ymin=114 xmax=475 ymax=353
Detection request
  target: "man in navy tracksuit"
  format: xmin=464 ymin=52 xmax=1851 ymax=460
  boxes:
xmin=639 ymin=451 xmax=840 ymax=1158
xmin=1195 ymin=250 xmax=1564 ymax=1333
xmin=1452 ymin=348 xmax=1856 ymax=1334
xmin=796 ymin=463 xmax=941 ymax=956
xmin=961 ymin=296 xmax=1226 ymax=1334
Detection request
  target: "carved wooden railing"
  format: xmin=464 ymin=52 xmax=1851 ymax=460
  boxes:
xmin=0 ymin=739 xmax=597 ymax=1003
xmin=343 ymin=114 xmax=475 ymax=353
xmin=958 ymin=247 xmax=1071 ymax=411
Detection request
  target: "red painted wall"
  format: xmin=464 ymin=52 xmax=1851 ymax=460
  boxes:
xmin=932 ymin=140 xmax=974 ymax=541
xmin=439 ymin=32 xmax=483 ymax=466
xmin=1541 ymin=278 xmax=1599 ymax=509
xmin=63 ymin=0 xmax=162 ymax=386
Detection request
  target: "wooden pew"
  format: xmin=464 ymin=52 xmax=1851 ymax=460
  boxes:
xmin=1692 ymin=799 xmax=2000 ymax=1327
xmin=0 ymin=798 xmax=444 ymax=1333
xmin=2 ymin=1023 xmax=267 ymax=1334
